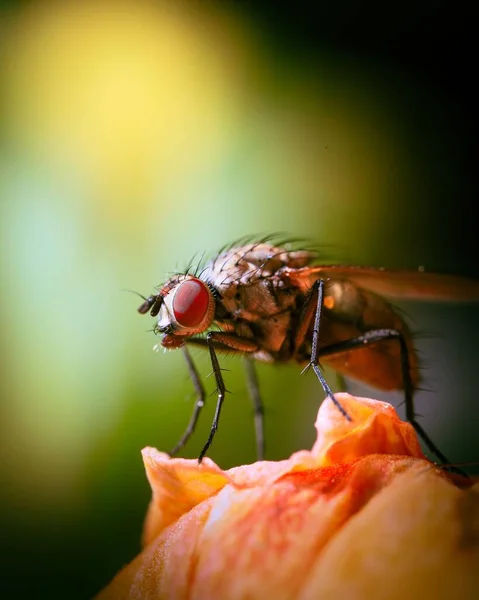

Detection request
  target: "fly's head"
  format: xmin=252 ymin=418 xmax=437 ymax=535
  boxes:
xmin=138 ymin=275 xmax=216 ymax=349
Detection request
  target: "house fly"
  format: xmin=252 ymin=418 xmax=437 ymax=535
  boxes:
xmin=137 ymin=238 xmax=479 ymax=464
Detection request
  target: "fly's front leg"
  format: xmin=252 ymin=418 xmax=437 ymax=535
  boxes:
xmin=295 ymin=279 xmax=351 ymax=420
xmin=196 ymin=332 xmax=259 ymax=462
xmin=317 ymin=329 xmax=465 ymax=475
xmin=169 ymin=346 xmax=206 ymax=456
xmin=197 ymin=333 xmax=226 ymax=462
xmin=244 ymin=357 xmax=265 ymax=460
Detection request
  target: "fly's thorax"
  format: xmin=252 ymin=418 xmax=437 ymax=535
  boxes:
xmin=214 ymin=275 xmax=300 ymax=325
xmin=157 ymin=275 xmax=215 ymax=340
xmin=201 ymin=243 xmax=316 ymax=295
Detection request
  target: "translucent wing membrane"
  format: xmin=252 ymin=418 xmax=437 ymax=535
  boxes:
xmin=293 ymin=266 xmax=479 ymax=302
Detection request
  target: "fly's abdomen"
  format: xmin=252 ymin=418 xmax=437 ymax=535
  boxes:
xmin=318 ymin=280 xmax=420 ymax=391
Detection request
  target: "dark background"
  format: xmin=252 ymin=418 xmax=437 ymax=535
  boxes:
xmin=1 ymin=1 xmax=477 ymax=598
xmin=242 ymin=0 xmax=478 ymax=272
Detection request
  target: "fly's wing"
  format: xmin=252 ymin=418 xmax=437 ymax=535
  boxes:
xmin=287 ymin=265 xmax=479 ymax=302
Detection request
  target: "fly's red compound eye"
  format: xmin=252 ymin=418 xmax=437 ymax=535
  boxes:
xmin=172 ymin=279 xmax=210 ymax=328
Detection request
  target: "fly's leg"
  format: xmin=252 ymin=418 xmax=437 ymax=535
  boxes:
xmin=191 ymin=332 xmax=259 ymax=462
xmin=197 ymin=333 xmax=227 ymax=462
xmin=295 ymin=279 xmax=351 ymax=420
xmin=244 ymin=357 xmax=265 ymax=460
xmin=317 ymin=329 xmax=465 ymax=475
xmin=169 ymin=346 xmax=206 ymax=456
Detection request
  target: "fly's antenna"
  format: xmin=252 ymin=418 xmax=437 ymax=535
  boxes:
xmin=121 ymin=289 xmax=164 ymax=317
xmin=138 ymin=294 xmax=164 ymax=317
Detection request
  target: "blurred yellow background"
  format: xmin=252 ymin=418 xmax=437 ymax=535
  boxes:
xmin=0 ymin=0 xmax=477 ymax=597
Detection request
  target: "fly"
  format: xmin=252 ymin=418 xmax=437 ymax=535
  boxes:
xmin=137 ymin=237 xmax=479 ymax=464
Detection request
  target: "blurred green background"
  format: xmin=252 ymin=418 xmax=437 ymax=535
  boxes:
xmin=1 ymin=0 xmax=478 ymax=597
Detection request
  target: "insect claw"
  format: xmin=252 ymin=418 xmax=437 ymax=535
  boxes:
xmin=300 ymin=363 xmax=312 ymax=375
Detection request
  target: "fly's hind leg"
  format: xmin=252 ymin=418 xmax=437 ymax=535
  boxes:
xmin=317 ymin=329 xmax=465 ymax=475
xmin=295 ymin=279 xmax=351 ymax=420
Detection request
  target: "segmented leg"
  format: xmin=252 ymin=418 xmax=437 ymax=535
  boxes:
xmin=170 ymin=346 xmax=206 ymax=456
xmin=317 ymin=329 xmax=465 ymax=475
xmin=244 ymin=357 xmax=265 ymax=460
xmin=197 ymin=333 xmax=228 ymax=462
xmin=296 ymin=279 xmax=351 ymax=420
xmin=185 ymin=333 xmax=259 ymax=461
